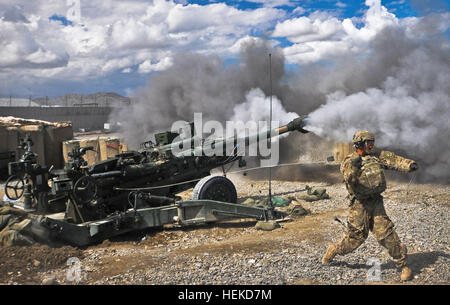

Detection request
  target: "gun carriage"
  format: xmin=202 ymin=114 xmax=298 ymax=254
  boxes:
xmin=4 ymin=116 xmax=309 ymax=246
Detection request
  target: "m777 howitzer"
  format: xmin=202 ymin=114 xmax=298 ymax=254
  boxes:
xmin=63 ymin=116 xmax=309 ymax=223
xmin=5 ymin=116 xmax=309 ymax=246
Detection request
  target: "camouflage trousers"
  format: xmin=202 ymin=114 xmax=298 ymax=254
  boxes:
xmin=335 ymin=195 xmax=408 ymax=267
xmin=0 ymin=207 xmax=34 ymax=247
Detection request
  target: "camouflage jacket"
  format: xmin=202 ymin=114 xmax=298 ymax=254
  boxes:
xmin=340 ymin=150 xmax=416 ymax=200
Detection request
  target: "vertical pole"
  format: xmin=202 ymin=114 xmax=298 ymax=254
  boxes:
xmin=268 ymin=53 xmax=273 ymax=213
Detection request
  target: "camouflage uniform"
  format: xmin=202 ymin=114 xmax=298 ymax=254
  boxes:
xmin=0 ymin=206 xmax=34 ymax=247
xmin=335 ymin=150 xmax=416 ymax=267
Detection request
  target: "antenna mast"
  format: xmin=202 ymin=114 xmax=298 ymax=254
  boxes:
xmin=268 ymin=53 xmax=273 ymax=213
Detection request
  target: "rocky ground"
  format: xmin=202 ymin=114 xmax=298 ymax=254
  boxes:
xmin=0 ymin=170 xmax=449 ymax=286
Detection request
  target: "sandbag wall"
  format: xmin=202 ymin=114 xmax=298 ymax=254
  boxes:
xmin=333 ymin=142 xmax=354 ymax=162
xmin=0 ymin=116 xmax=73 ymax=170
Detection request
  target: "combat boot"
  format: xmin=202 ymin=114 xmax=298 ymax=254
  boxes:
xmin=400 ymin=266 xmax=413 ymax=281
xmin=321 ymin=244 xmax=337 ymax=264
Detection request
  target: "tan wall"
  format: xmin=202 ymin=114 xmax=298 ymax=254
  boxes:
xmin=0 ymin=122 xmax=73 ymax=169
xmin=333 ymin=142 xmax=354 ymax=162
xmin=44 ymin=126 xmax=73 ymax=169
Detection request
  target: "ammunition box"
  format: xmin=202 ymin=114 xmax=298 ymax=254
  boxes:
xmin=51 ymin=178 xmax=73 ymax=195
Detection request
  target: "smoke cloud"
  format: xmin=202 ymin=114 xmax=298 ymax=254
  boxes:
xmin=110 ymin=39 xmax=296 ymax=148
xmin=305 ymin=25 xmax=450 ymax=182
xmin=111 ymin=12 xmax=449 ymax=182
xmin=230 ymin=88 xmax=299 ymax=128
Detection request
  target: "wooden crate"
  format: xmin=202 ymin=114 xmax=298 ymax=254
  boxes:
xmin=62 ymin=136 xmax=128 ymax=166
xmin=99 ymin=138 xmax=127 ymax=160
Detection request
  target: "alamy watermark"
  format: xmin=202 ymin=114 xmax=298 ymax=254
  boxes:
xmin=66 ymin=257 xmax=82 ymax=282
xmin=66 ymin=0 xmax=81 ymax=23
xmin=169 ymin=113 xmax=281 ymax=167
xmin=366 ymin=257 xmax=382 ymax=282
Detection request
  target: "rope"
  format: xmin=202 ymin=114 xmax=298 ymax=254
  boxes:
xmin=113 ymin=160 xmax=337 ymax=191
xmin=113 ymin=177 xmax=204 ymax=191
xmin=406 ymin=170 xmax=417 ymax=195
xmin=227 ymin=160 xmax=335 ymax=175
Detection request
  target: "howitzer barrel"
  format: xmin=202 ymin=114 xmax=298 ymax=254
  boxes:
xmin=160 ymin=116 xmax=309 ymax=157
xmin=91 ymin=170 xmax=122 ymax=179
xmin=247 ymin=115 xmax=309 ymax=142
xmin=173 ymin=116 xmax=309 ymax=157
xmin=277 ymin=115 xmax=309 ymax=135
xmin=159 ymin=136 xmax=201 ymax=153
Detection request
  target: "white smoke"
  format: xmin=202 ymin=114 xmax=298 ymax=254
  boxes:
xmin=111 ymin=4 xmax=449 ymax=182
xmin=306 ymin=27 xmax=450 ymax=181
xmin=230 ymin=88 xmax=298 ymax=126
xmin=110 ymin=40 xmax=289 ymax=148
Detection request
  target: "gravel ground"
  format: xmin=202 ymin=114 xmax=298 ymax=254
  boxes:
xmin=5 ymin=177 xmax=446 ymax=286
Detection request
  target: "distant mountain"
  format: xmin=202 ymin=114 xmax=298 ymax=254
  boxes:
xmin=33 ymin=92 xmax=132 ymax=107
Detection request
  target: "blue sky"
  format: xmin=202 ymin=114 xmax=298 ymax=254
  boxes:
xmin=0 ymin=0 xmax=448 ymax=98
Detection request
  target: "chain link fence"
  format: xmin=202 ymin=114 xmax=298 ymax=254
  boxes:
xmin=0 ymin=94 xmax=132 ymax=108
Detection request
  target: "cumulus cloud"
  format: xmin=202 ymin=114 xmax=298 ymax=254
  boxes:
xmin=272 ymin=16 xmax=344 ymax=43
xmin=138 ymin=56 xmax=173 ymax=73
xmin=0 ymin=18 xmax=68 ymax=69
xmin=0 ymin=0 xmax=286 ymax=94
xmin=241 ymin=0 xmax=298 ymax=8
xmin=110 ymin=19 xmax=171 ymax=49
xmin=292 ymin=6 xmax=306 ymax=15
xmin=272 ymin=0 xmax=400 ymax=64
xmin=229 ymin=35 xmax=275 ymax=54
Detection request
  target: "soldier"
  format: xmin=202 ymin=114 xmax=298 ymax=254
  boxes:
xmin=321 ymin=130 xmax=418 ymax=281
xmin=0 ymin=206 xmax=35 ymax=247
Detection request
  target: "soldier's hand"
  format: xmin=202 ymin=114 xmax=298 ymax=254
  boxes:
xmin=351 ymin=155 xmax=362 ymax=169
xmin=409 ymin=162 xmax=418 ymax=172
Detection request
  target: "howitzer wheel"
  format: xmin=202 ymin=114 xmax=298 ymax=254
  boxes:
xmin=5 ymin=175 xmax=25 ymax=200
xmin=192 ymin=176 xmax=237 ymax=203
xmin=73 ymin=176 xmax=98 ymax=204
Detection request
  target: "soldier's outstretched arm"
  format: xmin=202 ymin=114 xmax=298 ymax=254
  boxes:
xmin=379 ymin=150 xmax=418 ymax=173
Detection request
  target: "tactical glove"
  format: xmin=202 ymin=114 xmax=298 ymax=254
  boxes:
xmin=409 ymin=162 xmax=418 ymax=172
xmin=351 ymin=155 xmax=362 ymax=169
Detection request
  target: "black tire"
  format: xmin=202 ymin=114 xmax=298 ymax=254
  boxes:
xmin=192 ymin=176 xmax=237 ymax=203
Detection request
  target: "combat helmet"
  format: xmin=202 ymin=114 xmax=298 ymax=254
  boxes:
xmin=352 ymin=130 xmax=375 ymax=147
